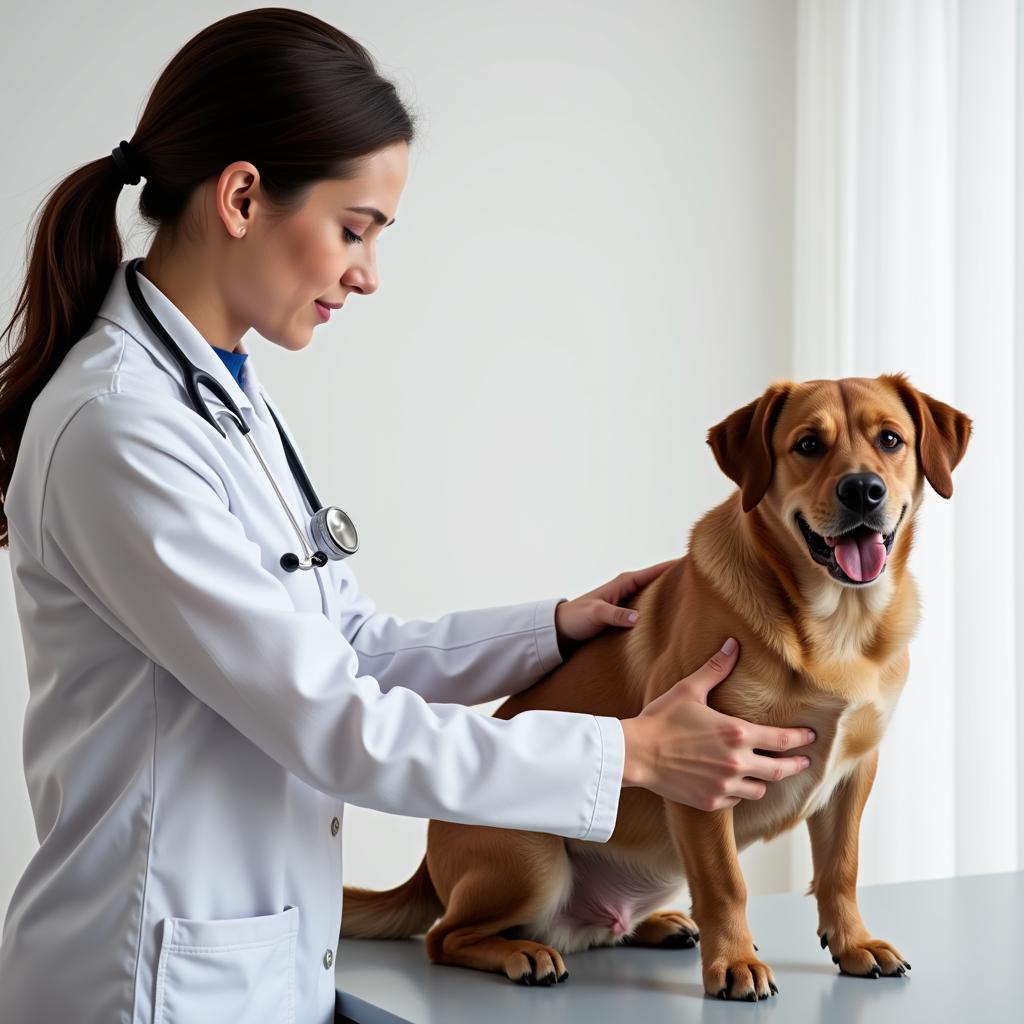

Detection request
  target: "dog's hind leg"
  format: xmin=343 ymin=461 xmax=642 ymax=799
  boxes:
xmin=424 ymin=824 xmax=573 ymax=985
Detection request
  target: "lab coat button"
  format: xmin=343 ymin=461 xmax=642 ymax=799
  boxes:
xmin=323 ymin=948 xmax=334 ymax=970
xmin=330 ymin=816 xmax=340 ymax=836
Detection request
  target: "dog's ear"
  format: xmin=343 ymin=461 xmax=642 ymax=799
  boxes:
xmin=882 ymin=372 xmax=972 ymax=499
xmin=706 ymin=382 xmax=792 ymax=513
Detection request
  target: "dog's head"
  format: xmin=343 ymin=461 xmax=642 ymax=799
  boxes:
xmin=706 ymin=374 xmax=972 ymax=588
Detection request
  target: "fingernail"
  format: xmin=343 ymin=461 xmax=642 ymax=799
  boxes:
xmin=628 ymin=612 xmax=638 ymax=622
xmin=720 ymin=637 xmax=737 ymax=655
xmin=808 ymin=731 xmax=816 ymax=742
xmin=801 ymin=757 xmax=811 ymax=766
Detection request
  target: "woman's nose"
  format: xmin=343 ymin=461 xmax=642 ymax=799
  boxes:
xmin=343 ymin=257 xmax=378 ymax=297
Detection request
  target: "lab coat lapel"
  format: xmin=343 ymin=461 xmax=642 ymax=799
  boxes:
xmin=238 ymin=361 xmax=309 ymax=521
xmin=96 ymin=259 xmax=255 ymax=422
xmin=239 ymin=352 xmax=336 ymax=621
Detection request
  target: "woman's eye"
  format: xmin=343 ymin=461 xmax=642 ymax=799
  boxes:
xmin=880 ymin=430 xmax=904 ymax=449
xmin=795 ymin=436 xmax=822 ymax=456
xmin=343 ymin=227 xmax=364 ymax=244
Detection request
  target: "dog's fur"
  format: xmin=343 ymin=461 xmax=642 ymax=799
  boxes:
xmin=340 ymin=373 xmax=972 ymax=1001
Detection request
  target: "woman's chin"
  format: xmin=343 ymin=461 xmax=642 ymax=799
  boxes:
xmin=265 ymin=328 xmax=313 ymax=351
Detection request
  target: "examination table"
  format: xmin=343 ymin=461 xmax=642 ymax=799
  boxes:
xmin=335 ymin=868 xmax=1021 ymax=1022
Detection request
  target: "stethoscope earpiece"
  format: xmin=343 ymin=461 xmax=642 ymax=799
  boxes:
xmin=124 ymin=258 xmax=358 ymax=576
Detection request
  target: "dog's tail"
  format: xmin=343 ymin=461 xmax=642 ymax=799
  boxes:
xmin=341 ymin=856 xmax=444 ymax=939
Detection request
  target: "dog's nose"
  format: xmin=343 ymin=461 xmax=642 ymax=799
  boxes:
xmin=836 ymin=472 xmax=887 ymax=515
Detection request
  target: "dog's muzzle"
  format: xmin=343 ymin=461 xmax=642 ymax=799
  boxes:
xmin=795 ymin=505 xmax=906 ymax=585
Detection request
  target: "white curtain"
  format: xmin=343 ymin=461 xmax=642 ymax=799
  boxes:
xmin=777 ymin=0 xmax=1020 ymax=889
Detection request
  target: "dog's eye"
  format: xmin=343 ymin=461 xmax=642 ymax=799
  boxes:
xmin=879 ymin=430 xmax=904 ymax=450
xmin=794 ymin=436 xmax=822 ymax=456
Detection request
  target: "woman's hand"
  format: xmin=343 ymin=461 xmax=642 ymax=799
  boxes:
xmin=553 ymin=558 xmax=679 ymax=658
xmin=620 ymin=637 xmax=816 ymax=809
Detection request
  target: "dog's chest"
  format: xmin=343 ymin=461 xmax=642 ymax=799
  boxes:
xmin=731 ymin=685 xmax=901 ymax=848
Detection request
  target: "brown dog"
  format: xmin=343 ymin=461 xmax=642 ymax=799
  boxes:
xmin=341 ymin=373 xmax=972 ymax=1001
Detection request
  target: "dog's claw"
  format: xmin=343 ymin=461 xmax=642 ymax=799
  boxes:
xmin=709 ymin=962 xmax=779 ymax=1001
xmin=517 ymin=953 xmax=536 ymax=985
xmin=512 ymin=951 xmax=565 ymax=987
xmin=838 ymin=963 xmax=882 ymax=979
xmin=820 ymin=932 xmax=829 ymax=949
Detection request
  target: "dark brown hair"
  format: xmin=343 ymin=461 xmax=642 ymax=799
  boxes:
xmin=0 ymin=7 xmax=417 ymax=547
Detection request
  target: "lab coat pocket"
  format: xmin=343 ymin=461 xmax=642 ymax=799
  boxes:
xmin=153 ymin=904 xmax=299 ymax=1024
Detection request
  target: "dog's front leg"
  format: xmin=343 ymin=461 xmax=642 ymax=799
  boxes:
xmin=805 ymin=748 xmax=911 ymax=978
xmin=667 ymin=803 xmax=777 ymax=1001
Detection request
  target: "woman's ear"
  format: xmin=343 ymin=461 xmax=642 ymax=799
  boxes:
xmin=882 ymin=372 xmax=973 ymax=498
xmin=706 ymin=382 xmax=792 ymax=513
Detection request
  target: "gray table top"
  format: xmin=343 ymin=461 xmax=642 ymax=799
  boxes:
xmin=336 ymin=868 xmax=1022 ymax=1023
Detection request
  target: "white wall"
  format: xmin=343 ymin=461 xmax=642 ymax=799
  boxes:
xmin=0 ymin=0 xmax=797 ymax=922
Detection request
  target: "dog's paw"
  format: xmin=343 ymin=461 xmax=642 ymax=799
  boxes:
xmin=819 ymin=930 xmax=911 ymax=978
xmin=621 ymin=909 xmax=700 ymax=949
xmin=703 ymin=954 xmax=779 ymax=1001
xmin=504 ymin=942 xmax=570 ymax=986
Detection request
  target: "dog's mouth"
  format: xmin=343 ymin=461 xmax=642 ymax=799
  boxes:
xmin=795 ymin=505 xmax=906 ymax=585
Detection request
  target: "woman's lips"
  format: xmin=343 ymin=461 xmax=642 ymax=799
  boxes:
xmin=314 ymin=300 xmax=331 ymax=321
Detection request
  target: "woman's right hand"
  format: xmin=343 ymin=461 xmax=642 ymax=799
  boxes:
xmin=619 ymin=637 xmax=816 ymax=811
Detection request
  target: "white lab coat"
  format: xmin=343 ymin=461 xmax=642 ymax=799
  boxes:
xmin=0 ymin=259 xmax=625 ymax=1024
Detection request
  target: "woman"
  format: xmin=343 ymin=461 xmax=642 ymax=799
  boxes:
xmin=0 ymin=10 xmax=814 ymax=1023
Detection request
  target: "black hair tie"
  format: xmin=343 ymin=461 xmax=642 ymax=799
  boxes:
xmin=111 ymin=139 xmax=142 ymax=186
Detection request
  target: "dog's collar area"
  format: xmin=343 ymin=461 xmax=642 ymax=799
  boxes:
xmin=795 ymin=506 xmax=905 ymax=586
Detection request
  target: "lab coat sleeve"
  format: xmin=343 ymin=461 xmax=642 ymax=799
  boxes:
xmin=39 ymin=392 xmax=624 ymax=843
xmin=336 ymin=565 xmax=567 ymax=705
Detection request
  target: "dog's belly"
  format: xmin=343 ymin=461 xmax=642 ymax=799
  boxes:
xmin=509 ymin=842 xmax=685 ymax=955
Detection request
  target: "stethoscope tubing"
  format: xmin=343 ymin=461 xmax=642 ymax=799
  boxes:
xmin=239 ymin=429 xmax=320 ymax=567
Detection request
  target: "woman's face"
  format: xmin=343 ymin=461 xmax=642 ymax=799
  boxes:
xmin=215 ymin=140 xmax=408 ymax=351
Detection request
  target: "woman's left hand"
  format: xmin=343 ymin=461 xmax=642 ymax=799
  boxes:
xmin=553 ymin=558 xmax=679 ymax=657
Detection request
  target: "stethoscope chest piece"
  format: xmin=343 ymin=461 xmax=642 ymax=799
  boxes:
xmin=279 ymin=507 xmax=358 ymax=572
xmin=311 ymin=506 xmax=359 ymax=560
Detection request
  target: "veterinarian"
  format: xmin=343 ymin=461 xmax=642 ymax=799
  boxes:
xmin=0 ymin=12 xmax=816 ymax=1024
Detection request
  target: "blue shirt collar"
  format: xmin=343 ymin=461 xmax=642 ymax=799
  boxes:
xmin=210 ymin=345 xmax=249 ymax=386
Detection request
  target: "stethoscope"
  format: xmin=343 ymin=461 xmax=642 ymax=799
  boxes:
xmin=123 ymin=257 xmax=358 ymax=573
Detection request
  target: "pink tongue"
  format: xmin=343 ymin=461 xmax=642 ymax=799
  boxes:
xmin=832 ymin=531 xmax=886 ymax=582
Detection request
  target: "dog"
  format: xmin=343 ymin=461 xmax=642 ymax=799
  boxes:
xmin=340 ymin=373 xmax=972 ymax=1001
